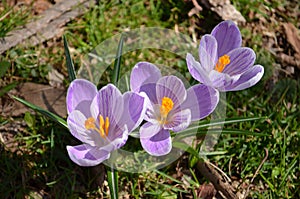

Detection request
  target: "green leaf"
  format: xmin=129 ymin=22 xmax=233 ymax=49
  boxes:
xmin=12 ymin=96 xmax=68 ymax=129
xmin=173 ymin=142 xmax=202 ymax=160
xmin=155 ymin=169 xmax=183 ymax=184
xmin=176 ymin=128 xmax=269 ymax=140
xmin=106 ymin=34 xmax=124 ymax=199
xmin=0 ymin=82 xmax=18 ymax=97
xmin=63 ymin=35 xmax=76 ymax=82
xmin=112 ymin=34 xmax=124 ymax=85
xmin=197 ymin=116 xmax=266 ymax=129
xmin=107 ymin=166 xmax=118 ymax=199
xmin=176 ymin=117 xmax=266 ymax=136
xmin=0 ymin=60 xmax=10 ymax=78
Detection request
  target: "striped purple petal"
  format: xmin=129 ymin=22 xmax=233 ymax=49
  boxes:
xmin=66 ymin=79 xmax=97 ymax=115
xmin=101 ymin=125 xmax=129 ymax=152
xmin=186 ymin=53 xmax=211 ymax=85
xmin=224 ymin=65 xmax=264 ymax=91
xmin=120 ymin=92 xmax=147 ymax=132
xmin=199 ymin=34 xmax=218 ymax=71
xmin=140 ymin=127 xmax=172 ymax=156
xmin=66 ymin=144 xmax=110 ymax=166
xmin=211 ymin=20 xmax=242 ymax=56
xmin=164 ymin=109 xmax=191 ymax=132
xmin=181 ymin=84 xmax=219 ymax=121
xmin=139 ymin=83 xmax=158 ymax=105
xmin=156 ymin=76 xmax=187 ymax=108
xmin=209 ymin=70 xmax=237 ymax=91
xmin=130 ymin=62 xmax=162 ymax=92
xmin=90 ymin=84 xmax=124 ymax=126
xmin=223 ymin=47 xmax=256 ymax=76
xmin=67 ymin=110 xmax=104 ymax=147
xmin=140 ymin=122 xmax=162 ymax=138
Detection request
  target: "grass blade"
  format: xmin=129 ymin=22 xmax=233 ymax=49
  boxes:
xmin=177 ymin=116 xmax=265 ymax=135
xmin=176 ymin=128 xmax=269 ymax=139
xmin=107 ymin=167 xmax=118 ymax=199
xmin=63 ymin=35 xmax=76 ymax=82
xmin=173 ymin=142 xmax=202 ymax=160
xmin=112 ymin=34 xmax=124 ymax=85
xmin=279 ymin=154 xmax=299 ymax=188
xmin=197 ymin=116 xmax=266 ymax=129
xmin=0 ymin=82 xmax=17 ymax=97
xmin=0 ymin=60 xmax=10 ymax=78
xmin=12 ymin=96 xmax=68 ymax=129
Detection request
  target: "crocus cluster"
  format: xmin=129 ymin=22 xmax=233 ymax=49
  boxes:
xmin=66 ymin=20 xmax=264 ymax=166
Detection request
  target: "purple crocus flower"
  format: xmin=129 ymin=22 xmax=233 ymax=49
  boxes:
xmin=66 ymin=79 xmax=146 ymax=166
xmin=130 ymin=62 xmax=219 ymax=156
xmin=186 ymin=20 xmax=264 ymax=92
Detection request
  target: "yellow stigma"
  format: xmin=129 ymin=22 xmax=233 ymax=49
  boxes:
xmin=215 ymin=54 xmax=230 ymax=73
xmin=84 ymin=115 xmax=110 ymax=138
xmin=85 ymin=117 xmax=96 ymax=130
xmin=160 ymin=97 xmax=174 ymax=119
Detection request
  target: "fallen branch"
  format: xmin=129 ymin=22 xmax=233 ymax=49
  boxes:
xmin=197 ymin=160 xmax=238 ymax=199
xmin=0 ymin=0 xmax=94 ymax=54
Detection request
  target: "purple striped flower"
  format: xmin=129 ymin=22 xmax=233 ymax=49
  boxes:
xmin=130 ymin=62 xmax=219 ymax=156
xmin=66 ymin=79 xmax=146 ymax=166
xmin=186 ymin=20 xmax=264 ymax=92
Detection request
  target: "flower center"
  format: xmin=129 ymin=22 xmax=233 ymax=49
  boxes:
xmin=215 ymin=54 xmax=230 ymax=73
xmin=85 ymin=115 xmax=110 ymax=138
xmin=159 ymin=97 xmax=174 ymax=122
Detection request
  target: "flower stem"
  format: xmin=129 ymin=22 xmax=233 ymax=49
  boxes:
xmin=107 ymin=166 xmax=118 ymax=199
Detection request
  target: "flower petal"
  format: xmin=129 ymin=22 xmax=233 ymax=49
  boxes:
xmin=223 ymin=47 xmax=256 ymax=76
xmin=102 ymin=125 xmax=129 ymax=152
xmin=67 ymin=110 xmax=103 ymax=146
xmin=209 ymin=70 xmax=237 ymax=91
xmin=164 ymin=109 xmax=191 ymax=132
xmin=211 ymin=20 xmax=242 ymax=56
xmin=224 ymin=65 xmax=264 ymax=91
xmin=186 ymin=53 xmax=211 ymax=85
xmin=199 ymin=34 xmax=218 ymax=71
xmin=120 ymin=92 xmax=147 ymax=132
xmin=67 ymin=144 xmax=110 ymax=166
xmin=181 ymin=84 xmax=219 ymax=121
xmin=140 ymin=122 xmax=162 ymax=139
xmin=66 ymin=79 xmax=97 ymax=115
xmin=90 ymin=84 xmax=124 ymax=125
xmin=139 ymin=83 xmax=158 ymax=105
xmin=156 ymin=76 xmax=187 ymax=108
xmin=140 ymin=128 xmax=172 ymax=156
xmin=130 ymin=62 xmax=162 ymax=92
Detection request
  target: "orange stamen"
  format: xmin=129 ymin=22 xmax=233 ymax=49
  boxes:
xmin=160 ymin=97 xmax=174 ymax=119
xmin=85 ymin=115 xmax=110 ymax=138
xmin=215 ymin=54 xmax=230 ymax=73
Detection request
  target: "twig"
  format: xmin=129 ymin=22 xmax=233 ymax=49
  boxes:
xmin=0 ymin=9 xmax=12 ymax=22
xmin=191 ymin=0 xmax=203 ymax=11
xmin=207 ymin=161 xmax=232 ymax=183
xmin=197 ymin=160 xmax=238 ymax=199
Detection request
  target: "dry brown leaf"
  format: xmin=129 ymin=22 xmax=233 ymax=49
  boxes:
xmin=2 ymin=82 xmax=66 ymax=117
xmin=283 ymin=22 xmax=300 ymax=55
